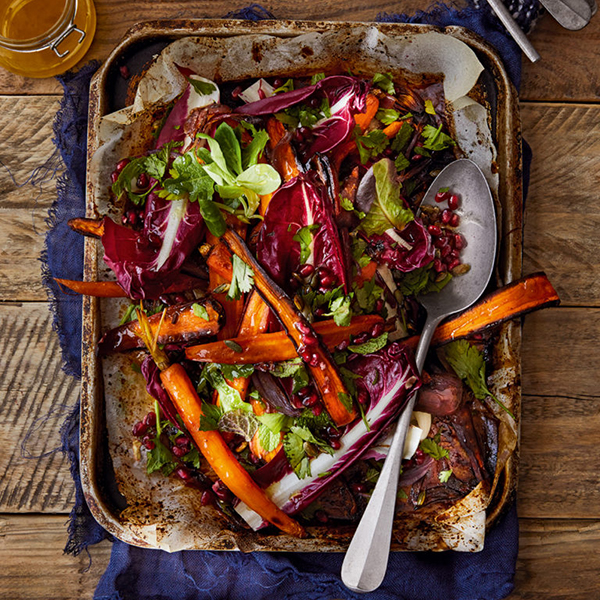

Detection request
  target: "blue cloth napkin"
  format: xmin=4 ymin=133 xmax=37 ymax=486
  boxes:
xmin=44 ymin=3 xmax=534 ymax=598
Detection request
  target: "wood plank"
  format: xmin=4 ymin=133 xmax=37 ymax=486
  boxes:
xmin=0 ymin=514 xmax=599 ymax=599
xmin=0 ymin=303 xmax=77 ymax=513
xmin=521 ymin=103 xmax=600 ymax=307
xmin=522 ymin=15 xmax=600 ymax=103
xmin=2 ymin=1 xmax=598 ymax=102
xmin=0 ymin=515 xmax=111 ymax=600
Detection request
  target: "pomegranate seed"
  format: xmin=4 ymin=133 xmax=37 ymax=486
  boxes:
xmin=295 ymin=321 xmax=311 ymax=335
xmin=353 ymin=333 xmax=369 ymax=345
xmin=447 ymin=251 xmax=459 ymax=263
xmin=450 ymin=213 xmax=460 ymax=227
xmin=336 ymin=339 xmax=349 ymax=351
xmin=371 ymin=322 xmax=385 ymax=338
xmin=136 ymin=173 xmax=149 ymax=189
xmin=411 ymin=154 xmax=424 ymax=162
xmin=212 ymin=480 xmax=230 ymax=500
xmin=272 ymin=78 xmax=283 ymax=88
xmin=326 ymin=425 xmax=343 ymax=439
xmin=175 ymin=436 xmax=190 ymax=449
xmin=231 ymin=85 xmax=243 ymax=99
xmin=375 ymin=299 xmax=385 ymax=312
xmin=298 ymin=263 xmax=315 ymax=277
xmin=434 ymin=236 xmax=448 ymax=249
xmin=441 ymin=209 xmax=452 ymax=224
xmin=435 ymin=190 xmax=450 ymax=203
xmin=302 ymin=392 xmax=319 ymax=407
xmin=110 ymin=171 xmax=119 ymax=183
xmin=448 ymin=194 xmax=460 ymax=210
xmin=257 ymin=87 xmax=266 ymax=100
xmin=454 ymin=234 xmax=465 ymax=250
xmin=119 ymin=65 xmax=130 ymax=79
xmin=201 ymin=490 xmax=215 ymax=506
xmin=172 ymin=446 xmax=188 ymax=458
xmin=142 ymin=436 xmax=155 ymax=450
xmin=144 ymin=411 xmax=157 ymax=428
xmin=357 ymin=390 xmax=369 ymax=405
xmin=433 ymin=259 xmax=446 ymax=273
xmin=319 ymin=273 xmax=335 ymax=288
xmin=315 ymin=510 xmax=328 ymax=523
xmin=292 ymin=395 xmax=305 ymax=409
xmin=126 ymin=209 xmax=138 ymax=226
xmin=440 ymin=244 xmax=452 ymax=258
xmin=308 ymin=353 xmax=320 ymax=367
xmin=116 ymin=158 xmax=130 ymax=173
xmin=351 ymin=482 xmax=367 ymax=494
xmin=448 ymin=258 xmax=461 ymax=270
xmin=313 ymin=307 xmax=326 ymax=317
xmin=132 ymin=421 xmax=147 ymax=437
xmin=330 ymin=439 xmax=341 ymax=450
xmin=176 ymin=467 xmax=192 ymax=481
xmin=298 ymin=387 xmax=311 ymax=398
xmin=388 ymin=342 xmax=403 ymax=357
xmin=428 ymin=224 xmax=442 ymax=237
xmin=312 ymin=405 xmax=323 ymax=416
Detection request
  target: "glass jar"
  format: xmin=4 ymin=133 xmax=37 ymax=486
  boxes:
xmin=0 ymin=0 xmax=96 ymax=78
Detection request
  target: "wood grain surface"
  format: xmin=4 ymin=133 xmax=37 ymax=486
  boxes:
xmin=0 ymin=4 xmax=599 ymax=597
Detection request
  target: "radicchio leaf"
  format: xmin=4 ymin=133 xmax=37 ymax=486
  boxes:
xmin=257 ymin=173 xmax=349 ymax=293
xmin=102 ymin=192 xmax=205 ymax=299
xmin=140 ymin=356 xmax=180 ymax=427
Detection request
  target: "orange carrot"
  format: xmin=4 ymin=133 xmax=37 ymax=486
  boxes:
xmin=267 ymin=117 xmax=301 ymax=182
xmin=354 ymin=93 xmax=380 ymax=132
xmin=354 ymin=261 xmax=378 ymax=287
xmin=68 ymin=217 xmax=105 ymax=238
xmin=382 ymin=120 xmax=404 ymax=138
xmin=55 ymin=278 xmax=127 ymax=297
xmin=160 ymin=364 xmax=307 ymax=538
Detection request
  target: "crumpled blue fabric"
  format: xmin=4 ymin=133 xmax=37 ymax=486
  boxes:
xmin=42 ymin=2 xmax=535 ymax=598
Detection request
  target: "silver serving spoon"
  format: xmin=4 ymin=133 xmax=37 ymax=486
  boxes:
xmin=341 ymin=159 xmax=497 ymax=593
xmin=539 ymin=0 xmax=593 ymax=30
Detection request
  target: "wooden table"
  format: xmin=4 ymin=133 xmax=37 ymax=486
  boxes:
xmin=1 ymin=1 xmax=599 ymax=597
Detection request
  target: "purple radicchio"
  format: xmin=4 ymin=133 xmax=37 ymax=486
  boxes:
xmin=234 ymin=342 xmax=420 ymax=528
xmin=102 ymin=191 xmax=205 ymax=299
xmin=257 ymin=173 xmax=349 ymax=293
xmin=367 ymin=219 xmax=434 ymax=272
xmin=235 ymin=75 xmax=370 ymax=158
xmin=140 ymin=355 xmax=180 ymax=427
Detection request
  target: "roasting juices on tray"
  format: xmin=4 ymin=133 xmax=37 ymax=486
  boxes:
xmin=63 ymin=70 xmax=559 ymax=537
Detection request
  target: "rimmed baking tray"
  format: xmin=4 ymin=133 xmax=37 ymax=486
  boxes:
xmin=80 ymin=19 xmax=522 ymax=553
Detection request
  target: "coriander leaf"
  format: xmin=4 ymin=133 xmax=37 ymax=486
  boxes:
xmin=228 ymin=254 xmax=255 ymax=300
xmin=424 ymin=99 xmax=436 ymax=115
xmin=293 ymin=224 xmax=320 ymax=264
xmin=203 ymin=363 xmax=251 ymax=413
xmin=218 ymin=408 xmax=259 ymax=441
xmin=219 ymin=362 xmax=254 ymax=380
xmin=420 ymin=437 xmax=449 ymax=460
xmin=338 ymin=392 xmax=353 ymax=412
xmin=146 ymin=438 xmax=177 ymax=476
xmin=414 ymin=146 xmax=431 ymax=158
xmin=162 ymin=151 xmax=215 ymax=203
xmin=192 ymin=303 xmax=209 ymax=320
xmin=144 ymin=153 xmax=168 ymax=180
xmin=257 ymin=424 xmax=283 ymax=453
xmin=187 ymin=77 xmax=217 ymax=95
xmin=214 ymin=122 xmax=243 ymax=176
xmin=421 ymin=124 xmax=456 ymax=152
xmin=283 ymin=430 xmax=311 ymax=479
xmin=439 ymin=469 xmax=453 ymax=483
xmin=290 ymin=425 xmax=334 ymax=456
xmin=349 ymin=332 xmax=388 ymax=355
xmin=340 ymin=196 xmax=355 ymax=212
xmin=339 ymin=367 xmax=362 ymax=396
xmin=372 ymin=72 xmax=395 ymax=95
xmin=274 ymin=78 xmax=294 ymax=93
xmin=390 ymin=122 xmax=414 ymax=154
xmin=444 ymin=340 xmax=515 ymax=418
xmin=376 ymin=108 xmax=400 ymax=125
xmin=324 ymin=293 xmax=353 ymax=327
xmin=112 ymin=158 xmax=145 ymax=200
xmin=353 ymin=278 xmax=383 ymax=313
xmin=360 ymin=158 xmax=414 ymax=236
xmin=399 ymin=264 xmax=452 ymax=296
xmin=355 ymin=129 xmax=390 ymax=164
xmin=270 ymin=359 xmax=310 ymax=393
xmin=311 ymin=72 xmax=326 ymax=84
xmin=394 ymin=154 xmax=411 ymax=172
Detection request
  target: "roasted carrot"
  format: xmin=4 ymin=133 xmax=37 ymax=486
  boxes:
xmin=98 ymin=299 xmax=224 ymax=354
xmin=68 ymin=217 xmax=105 ymax=237
xmin=267 ymin=117 xmax=301 ymax=182
xmin=55 ymin=278 xmax=127 ymax=297
xmin=185 ymin=315 xmax=384 ymax=364
xmin=354 ymin=261 xmax=378 ymax=287
xmin=382 ymin=120 xmax=404 ymax=138
xmin=401 ymin=273 xmax=560 ymax=350
xmin=354 ymin=93 xmax=380 ymax=132
xmin=221 ymin=230 xmax=356 ymax=426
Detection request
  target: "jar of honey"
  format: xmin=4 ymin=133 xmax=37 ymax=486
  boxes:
xmin=0 ymin=0 xmax=96 ymax=78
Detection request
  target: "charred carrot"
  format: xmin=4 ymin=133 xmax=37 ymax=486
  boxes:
xmin=99 ymin=299 xmax=224 ymax=354
xmin=221 ymin=230 xmax=356 ymax=426
xmin=382 ymin=120 xmax=404 ymax=138
xmin=267 ymin=117 xmax=301 ymax=182
xmin=68 ymin=217 xmax=105 ymax=237
xmin=354 ymin=93 xmax=380 ymax=131
xmin=402 ymin=273 xmax=560 ymax=350
xmin=185 ymin=315 xmax=384 ymax=364
xmin=55 ymin=278 xmax=127 ymax=297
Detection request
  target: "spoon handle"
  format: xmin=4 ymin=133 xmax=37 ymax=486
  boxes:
xmin=341 ymin=314 xmax=444 ymax=593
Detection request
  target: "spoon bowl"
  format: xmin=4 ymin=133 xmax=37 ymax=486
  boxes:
xmin=341 ymin=158 xmax=497 ymax=593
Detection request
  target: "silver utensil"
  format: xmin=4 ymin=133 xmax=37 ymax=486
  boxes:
xmin=538 ymin=0 xmax=593 ymax=29
xmin=341 ymin=159 xmax=498 ymax=593
xmin=485 ymin=0 xmax=541 ymax=62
